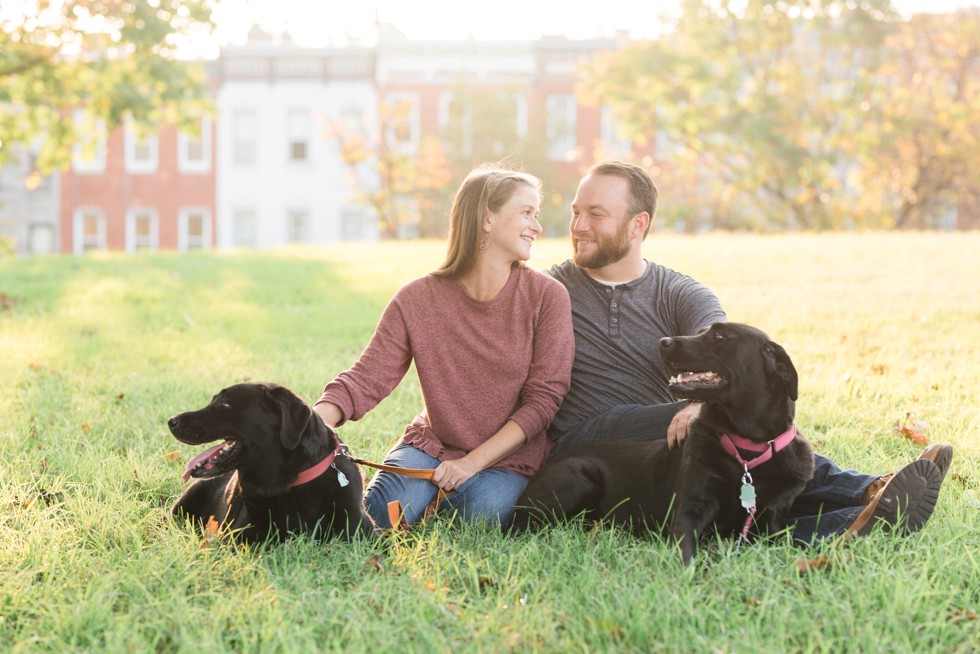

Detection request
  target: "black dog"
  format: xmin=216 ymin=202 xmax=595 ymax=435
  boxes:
xmin=511 ymin=322 xmax=814 ymax=564
xmin=169 ymin=382 xmax=374 ymax=543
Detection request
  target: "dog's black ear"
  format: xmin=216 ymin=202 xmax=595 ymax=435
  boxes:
xmin=265 ymin=386 xmax=312 ymax=450
xmin=763 ymin=341 xmax=798 ymax=401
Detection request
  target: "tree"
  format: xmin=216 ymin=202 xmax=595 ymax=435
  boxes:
xmin=326 ymin=99 xmax=453 ymax=239
xmin=0 ymin=0 xmax=214 ymax=177
xmin=436 ymin=81 xmax=568 ymax=236
xmin=849 ymin=9 xmax=979 ymax=228
xmin=584 ymin=0 xmax=901 ymax=229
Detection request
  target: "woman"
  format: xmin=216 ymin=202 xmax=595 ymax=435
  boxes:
xmin=313 ymin=166 xmax=574 ymax=529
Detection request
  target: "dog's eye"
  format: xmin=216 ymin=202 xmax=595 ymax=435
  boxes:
xmin=218 ymin=401 xmax=231 ymax=409
xmin=712 ymin=331 xmax=727 ymax=340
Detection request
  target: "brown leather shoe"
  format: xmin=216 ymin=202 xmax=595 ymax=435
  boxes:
xmin=847 ymin=458 xmax=942 ymax=537
xmin=861 ymin=443 xmax=954 ymax=504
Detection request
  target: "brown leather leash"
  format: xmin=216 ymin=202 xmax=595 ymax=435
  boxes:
xmin=340 ymin=445 xmax=451 ymax=530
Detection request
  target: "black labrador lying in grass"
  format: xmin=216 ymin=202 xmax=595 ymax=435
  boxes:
xmin=169 ymin=382 xmax=374 ymax=543
xmin=511 ymin=322 xmax=814 ymax=565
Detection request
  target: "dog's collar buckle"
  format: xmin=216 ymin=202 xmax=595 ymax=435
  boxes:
xmin=290 ymin=447 xmax=341 ymax=488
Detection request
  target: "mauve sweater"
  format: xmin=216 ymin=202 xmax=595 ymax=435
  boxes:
xmin=316 ymin=265 xmax=574 ymax=478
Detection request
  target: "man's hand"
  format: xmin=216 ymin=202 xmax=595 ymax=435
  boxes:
xmin=667 ymin=402 xmax=702 ymax=449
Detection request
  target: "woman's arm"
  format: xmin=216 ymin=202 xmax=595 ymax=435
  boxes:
xmin=431 ymin=420 xmax=527 ymax=491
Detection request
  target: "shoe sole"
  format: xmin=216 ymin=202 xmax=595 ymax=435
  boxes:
xmin=921 ymin=444 xmax=953 ymax=484
xmin=855 ymin=458 xmax=941 ymax=536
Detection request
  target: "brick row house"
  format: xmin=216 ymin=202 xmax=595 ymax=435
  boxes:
xmin=2 ymin=27 xmax=629 ymax=254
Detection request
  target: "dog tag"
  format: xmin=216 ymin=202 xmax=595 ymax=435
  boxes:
xmin=334 ymin=466 xmax=349 ymax=488
xmin=740 ymin=483 xmax=757 ymax=510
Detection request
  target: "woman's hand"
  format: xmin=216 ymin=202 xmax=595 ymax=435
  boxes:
xmin=431 ymin=457 xmax=480 ymax=492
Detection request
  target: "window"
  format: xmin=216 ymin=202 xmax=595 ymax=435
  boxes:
xmin=341 ymin=206 xmax=371 ymax=241
xmin=179 ymin=208 xmax=211 ymax=251
xmin=287 ymin=209 xmax=310 ymax=243
xmin=124 ymin=121 xmax=159 ymax=174
xmin=71 ymin=111 xmax=106 ymax=174
xmin=287 ymin=109 xmax=310 ymax=162
xmin=27 ymin=224 xmax=55 ymax=255
xmin=600 ymin=106 xmax=633 ymax=160
xmin=73 ymin=208 xmax=105 ymax=254
xmin=178 ymin=118 xmax=212 ymax=173
xmin=126 ymin=208 xmax=158 ymax=252
xmin=546 ymin=94 xmax=577 ymax=161
xmin=233 ymin=109 xmax=256 ymax=164
xmin=384 ymin=93 xmax=420 ymax=152
xmin=233 ymin=208 xmax=257 ymax=247
xmin=438 ymin=92 xmax=472 ymax=157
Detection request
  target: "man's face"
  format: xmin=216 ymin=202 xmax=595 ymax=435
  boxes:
xmin=570 ymin=174 xmax=633 ymax=269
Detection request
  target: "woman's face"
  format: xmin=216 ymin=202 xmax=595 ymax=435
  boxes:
xmin=485 ymin=184 xmax=542 ymax=262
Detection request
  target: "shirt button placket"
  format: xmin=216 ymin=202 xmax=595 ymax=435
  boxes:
xmin=610 ymin=288 xmax=620 ymax=337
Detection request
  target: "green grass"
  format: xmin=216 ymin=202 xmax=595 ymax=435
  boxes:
xmin=1 ymin=233 xmax=978 ymax=653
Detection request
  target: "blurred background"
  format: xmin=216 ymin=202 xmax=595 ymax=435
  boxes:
xmin=1 ymin=0 xmax=977 ymax=255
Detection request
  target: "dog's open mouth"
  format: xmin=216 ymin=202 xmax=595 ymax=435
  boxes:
xmin=668 ymin=371 xmax=728 ymax=390
xmin=182 ymin=440 xmax=242 ymax=482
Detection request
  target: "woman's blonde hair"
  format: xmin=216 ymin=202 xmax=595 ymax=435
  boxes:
xmin=433 ymin=165 xmax=541 ymax=279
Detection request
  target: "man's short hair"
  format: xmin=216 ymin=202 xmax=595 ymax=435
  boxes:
xmin=587 ymin=161 xmax=658 ymax=238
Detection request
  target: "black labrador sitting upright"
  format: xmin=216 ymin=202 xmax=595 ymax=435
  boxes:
xmin=169 ymin=382 xmax=374 ymax=543
xmin=511 ymin=322 xmax=814 ymax=565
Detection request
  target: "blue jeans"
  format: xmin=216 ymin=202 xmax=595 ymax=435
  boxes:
xmin=364 ymin=441 xmax=529 ymax=529
xmin=552 ymin=402 xmax=874 ymax=546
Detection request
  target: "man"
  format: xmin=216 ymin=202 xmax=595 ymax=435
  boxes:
xmin=546 ymin=160 xmax=952 ymax=544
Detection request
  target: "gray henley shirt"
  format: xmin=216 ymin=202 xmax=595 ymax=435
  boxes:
xmin=546 ymin=258 xmax=727 ymax=439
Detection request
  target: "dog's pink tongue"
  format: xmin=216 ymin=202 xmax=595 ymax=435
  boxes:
xmin=182 ymin=441 xmax=230 ymax=482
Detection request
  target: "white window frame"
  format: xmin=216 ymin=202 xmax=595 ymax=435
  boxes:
xmin=438 ymin=92 xmax=473 ymax=158
xmin=600 ymin=106 xmax=633 ymax=160
xmin=286 ymin=208 xmax=310 ymax=243
xmin=72 ymin=207 xmax=106 ymax=255
xmin=71 ymin=110 xmax=107 ymax=174
xmin=546 ymin=94 xmax=577 ymax=161
xmin=27 ymin=223 xmax=56 ymax=255
xmin=124 ymin=120 xmax=159 ymax=174
xmin=384 ymin=92 xmax=421 ymax=153
xmin=178 ymin=207 xmax=212 ymax=251
xmin=126 ymin=207 xmax=159 ymax=252
xmin=233 ymin=109 xmax=257 ymax=164
xmin=178 ymin=118 xmax=212 ymax=174
xmin=233 ymin=208 xmax=257 ymax=247
xmin=287 ymin=109 xmax=311 ymax=163
xmin=513 ymin=93 xmax=529 ymax=138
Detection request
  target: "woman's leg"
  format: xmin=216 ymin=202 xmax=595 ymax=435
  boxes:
xmin=363 ymin=442 xmax=440 ymax=529
xmin=440 ymin=468 xmax=529 ymax=528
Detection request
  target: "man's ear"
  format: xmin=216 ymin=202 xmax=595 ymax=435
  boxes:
xmin=763 ymin=341 xmax=798 ymax=401
xmin=265 ymin=386 xmax=312 ymax=450
xmin=631 ymin=211 xmax=650 ymax=239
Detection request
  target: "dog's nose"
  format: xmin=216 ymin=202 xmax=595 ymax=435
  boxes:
xmin=660 ymin=337 xmax=675 ymax=350
xmin=168 ymin=415 xmax=180 ymax=431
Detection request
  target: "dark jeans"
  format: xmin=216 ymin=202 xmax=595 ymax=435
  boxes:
xmin=551 ymin=402 xmax=873 ymax=546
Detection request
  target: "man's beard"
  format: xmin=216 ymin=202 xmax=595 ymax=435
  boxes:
xmin=572 ymin=220 xmax=631 ymax=269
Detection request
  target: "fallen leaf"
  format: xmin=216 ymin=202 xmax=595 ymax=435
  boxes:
xmin=949 ymin=609 xmax=978 ymax=623
xmin=115 ymin=393 xmax=125 ymax=401
xmin=163 ymin=450 xmax=181 ymax=463
xmin=81 ymin=422 xmax=91 ymax=433
xmin=894 ymin=412 xmax=929 ymax=446
xmin=478 ymin=576 xmax=497 ymax=591
xmin=364 ymin=555 xmax=384 ymax=573
xmin=871 ymin=364 xmax=886 ymax=375
xmin=743 ymin=598 xmax=763 ymax=607
xmin=796 ymin=557 xmax=832 ymax=573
